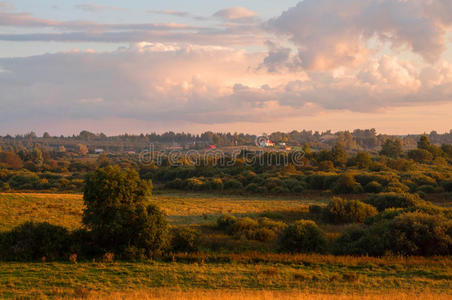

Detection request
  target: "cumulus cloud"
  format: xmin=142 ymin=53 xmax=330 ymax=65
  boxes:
xmin=1 ymin=42 xmax=452 ymax=129
xmin=214 ymin=7 xmax=257 ymax=21
xmin=268 ymin=0 xmax=452 ymax=70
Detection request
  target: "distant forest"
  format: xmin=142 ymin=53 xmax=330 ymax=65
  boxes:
xmin=1 ymin=129 xmax=452 ymax=153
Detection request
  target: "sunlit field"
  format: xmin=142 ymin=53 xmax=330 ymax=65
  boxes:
xmin=0 ymin=192 xmax=451 ymax=298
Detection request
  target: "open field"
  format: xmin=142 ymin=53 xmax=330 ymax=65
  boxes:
xmin=0 ymin=192 xmax=451 ymax=298
xmin=0 ymin=192 xmax=329 ymax=230
xmin=0 ymin=193 xmax=83 ymax=232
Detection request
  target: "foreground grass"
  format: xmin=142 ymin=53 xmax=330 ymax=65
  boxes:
xmin=0 ymin=256 xmax=451 ymax=298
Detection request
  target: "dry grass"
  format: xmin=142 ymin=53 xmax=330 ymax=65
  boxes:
xmin=0 ymin=193 xmax=83 ymax=231
xmin=150 ymin=192 xmax=322 ymax=225
xmin=0 ymin=192 xmax=323 ymax=228
xmin=82 ymin=289 xmax=452 ymax=300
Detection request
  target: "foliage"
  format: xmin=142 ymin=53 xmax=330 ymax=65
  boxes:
xmin=324 ymin=197 xmax=378 ymax=224
xmin=83 ymin=166 xmax=168 ymax=258
xmin=0 ymin=222 xmax=70 ymax=261
xmin=170 ymin=227 xmax=201 ymax=253
xmin=280 ymin=220 xmax=327 ymax=253
xmin=364 ymin=192 xmax=424 ymax=212
xmin=332 ymin=173 xmax=363 ymax=194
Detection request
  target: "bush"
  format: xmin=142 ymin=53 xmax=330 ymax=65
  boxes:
xmin=280 ymin=220 xmax=328 ymax=253
xmin=309 ymin=205 xmax=324 ymax=215
xmin=389 ymin=212 xmax=452 ymax=256
xmin=0 ymin=222 xmax=70 ymax=261
xmin=217 ymin=214 xmax=237 ymax=230
xmin=0 ymin=181 xmax=10 ymax=191
xmin=228 ymin=217 xmax=259 ymax=236
xmin=335 ymin=211 xmax=452 ymax=256
xmin=441 ymin=180 xmax=452 ymax=192
xmin=364 ymin=192 xmax=423 ymax=212
xmin=332 ymin=173 xmax=363 ymax=194
xmin=170 ymin=227 xmax=201 ymax=253
xmin=364 ymin=181 xmax=383 ymax=193
xmin=223 ymin=178 xmax=243 ymax=190
xmin=245 ymin=183 xmax=266 ymax=193
xmin=324 ymin=197 xmax=378 ymax=224
xmin=416 ymin=185 xmax=436 ymax=194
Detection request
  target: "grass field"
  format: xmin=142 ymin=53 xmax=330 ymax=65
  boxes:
xmin=0 ymin=191 xmax=328 ymax=230
xmin=1 ymin=257 xmax=451 ymax=298
xmin=0 ymin=192 xmax=451 ymax=299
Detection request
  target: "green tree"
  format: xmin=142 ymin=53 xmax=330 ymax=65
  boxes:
xmin=354 ymin=151 xmax=371 ymax=169
xmin=331 ymin=143 xmax=347 ymax=167
xmin=417 ymin=135 xmax=431 ymax=150
xmin=380 ymin=139 xmax=403 ymax=158
xmin=83 ymin=166 xmax=167 ymax=257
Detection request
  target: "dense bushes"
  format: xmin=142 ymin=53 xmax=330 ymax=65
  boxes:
xmin=216 ymin=215 xmax=286 ymax=242
xmin=334 ymin=212 xmax=452 ymax=256
xmin=324 ymin=197 xmax=378 ymax=224
xmin=170 ymin=227 xmax=201 ymax=253
xmin=364 ymin=192 xmax=423 ymax=212
xmin=0 ymin=222 xmax=70 ymax=261
xmin=332 ymin=173 xmax=363 ymax=194
xmin=280 ymin=220 xmax=327 ymax=253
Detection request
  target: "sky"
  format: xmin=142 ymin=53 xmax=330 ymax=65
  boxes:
xmin=1 ymin=0 xmax=452 ymax=136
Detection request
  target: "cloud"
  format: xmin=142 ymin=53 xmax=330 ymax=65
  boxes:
xmin=148 ymin=10 xmax=190 ymax=18
xmin=268 ymin=0 xmax=452 ymax=70
xmin=75 ymin=3 xmax=122 ymax=12
xmin=0 ymin=42 xmax=452 ymax=130
xmin=214 ymin=7 xmax=257 ymax=21
xmin=0 ymin=1 xmax=14 ymax=11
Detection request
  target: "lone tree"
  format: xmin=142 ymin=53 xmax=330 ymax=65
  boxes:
xmin=83 ymin=166 xmax=168 ymax=258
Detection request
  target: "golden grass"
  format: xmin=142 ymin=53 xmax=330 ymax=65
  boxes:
xmin=81 ymin=289 xmax=452 ymax=300
xmin=0 ymin=193 xmax=83 ymax=231
xmin=0 ymin=192 xmax=324 ymax=228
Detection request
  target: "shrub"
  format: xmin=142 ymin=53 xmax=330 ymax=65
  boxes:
xmin=364 ymin=181 xmax=383 ymax=193
xmin=258 ymin=217 xmax=286 ymax=233
xmin=223 ymin=178 xmax=243 ymax=190
xmin=416 ymin=185 xmax=436 ymax=194
xmin=324 ymin=197 xmax=378 ymax=224
xmin=0 ymin=181 xmax=10 ymax=191
xmin=245 ymin=183 xmax=266 ymax=193
xmin=0 ymin=222 xmax=70 ymax=261
xmin=305 ymin=173 xmax=338 ymax=190
xmin=318 ymin=160 xmax=334 ymax=171
xmin=216 ymin=214 xmax=237 ymax=230
xmin=364 ymin=192 xmax=423 ymax=212
xmin=335 ymin=208 xmax=452 ymax=256
xmin=280 ymin=220 xmax=327 ymax=253
xmin=83 ymin=166 xmax=168 ymax=258
xmin=272 ymin=186 xmax=290 ymax=194
xmin=170 ymin=227 xmax=201 ymax=253
xmin=309 ymin=205 xmax=324 ymax=215
xmin=407 ymin=149 xmax=433 ymax=163
xmin=389 ymin=212 xmax=452 ymax=256
xmin=208 ymin=178 xmax=224 ymax=190
xmin=441 ymin=180 xmax=452 ymax=192
xmin=385 ymin=181 xmax=410 ymax=193
xmin=228 ymin=217 xmax=259 ymax=237
xmin=332 ymin=173 xmax=362 ymax=194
